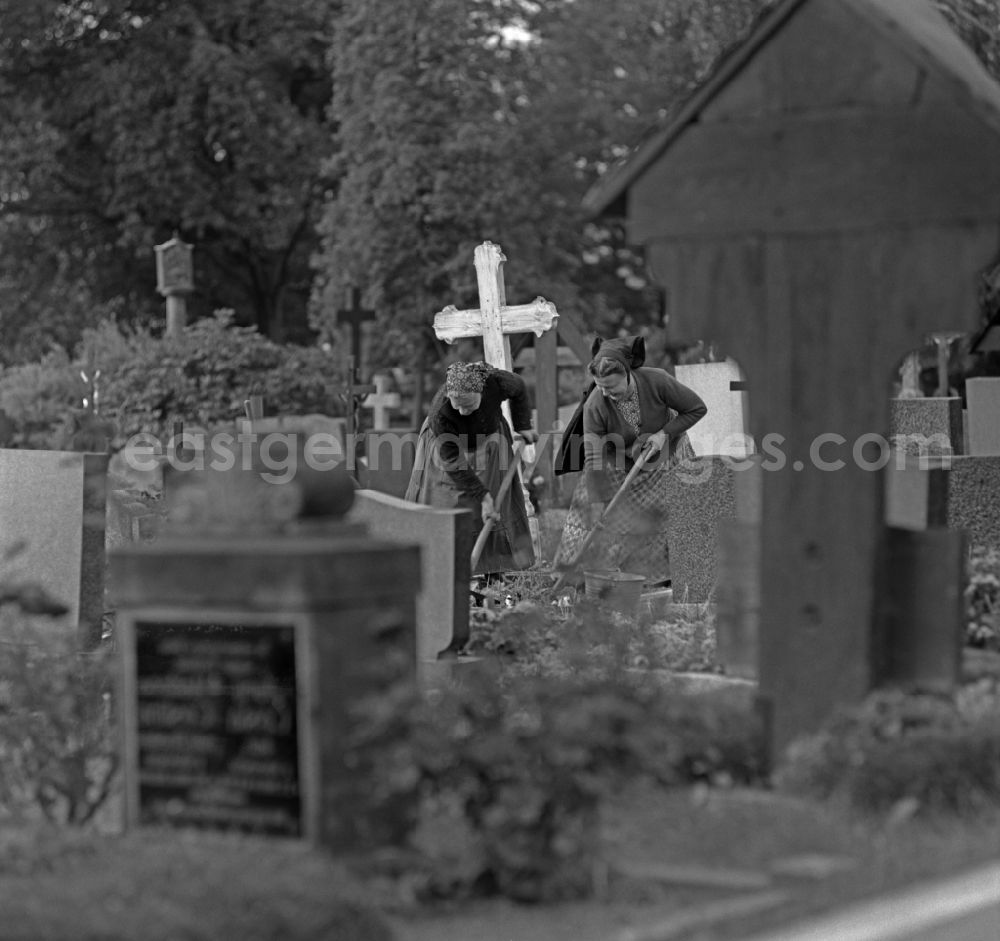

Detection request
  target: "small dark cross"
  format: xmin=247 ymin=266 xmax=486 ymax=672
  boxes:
xmin=336 ymin=287 xmax=376 ymax=379
xmin=339 ymin=357 xmax=376 ymax=470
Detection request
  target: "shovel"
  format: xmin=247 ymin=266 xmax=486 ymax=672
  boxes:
xmin=551 ymin=441 xmax=657 ymax=593
xmin=470 ymin=438 xmax=525 ymax=571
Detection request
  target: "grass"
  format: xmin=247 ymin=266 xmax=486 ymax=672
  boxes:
xmin=0 ymin=818 xmax=394 ymax=941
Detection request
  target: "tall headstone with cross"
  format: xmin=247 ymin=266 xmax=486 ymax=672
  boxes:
xmin=339 ymin=357 xmax=376 ymax=471
xmin=362 ymin=375 xmax=402 ymax=430
xmin=434 ymin=242 xmax=558 ymax=435
xmin=434 ymin=243 xmax=558 ymax=550
xmin=337 ymin=288 xmax=376 ymax=381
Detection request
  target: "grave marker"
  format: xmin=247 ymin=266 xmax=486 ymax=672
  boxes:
xmin=362 ymin=375 xmax=401 ymax=429
xmin=965 ymin=377 xmax=1000 ymax=456
xmin=112 ymin=460 xmax=421 ymax=850
xmin=0 ymin=449 xmax=108 ymax=647
xmin=434 ymin=242 xmax=559 ymax=548
xmin=336 ymin=287 xmax=376 ymax=380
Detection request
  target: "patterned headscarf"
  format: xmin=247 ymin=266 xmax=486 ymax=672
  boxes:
xmin=446 ymin=361 xmax=491 ymax=394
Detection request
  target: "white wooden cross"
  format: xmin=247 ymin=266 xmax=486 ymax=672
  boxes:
xmin=434 ymin=242 xmax=558 ymax=374
xmin=362 ymin=374 xmax=401 ymax=429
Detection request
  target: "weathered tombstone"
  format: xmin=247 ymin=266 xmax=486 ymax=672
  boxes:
xmin=357 ymin=430 xmax=418 ymax=499
xmin=361 ymin=375 xmax=402 ymax=430
xmin=111 ymin=455 xmax=420 ymax=850
xmin=889 ymin=395 xmax=963 ymax=456
xmin=434 ymin=241 xmax=559 ymax=556
xmin=336 ymin=287 xmax=376 ymax=380
xmin=886 ymin=455 xmax=1000 ymax=553
xmin=965 ymin=377 xmax=1000 ymax=456
xmin=675 ymin=360 xmax=754 ymax=459
xmin=583 ymin=0 xmax=1000 ymax=753
xmin=349 ymin=489 xmax=471 ymax=678
xmin=662 ymin=457 xmax=737 ymax=603
xmin=0 ymin=449 xmax=108 ymax=646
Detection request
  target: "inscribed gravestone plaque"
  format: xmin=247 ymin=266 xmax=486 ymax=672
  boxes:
xmin=129 ymin=618 xmax=304 ymax=837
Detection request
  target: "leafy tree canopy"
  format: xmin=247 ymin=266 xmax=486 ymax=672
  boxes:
xmin=0 ymin=0 xmax=338 ymax=363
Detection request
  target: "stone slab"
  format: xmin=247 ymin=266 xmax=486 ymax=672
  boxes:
xmin=675 ymin=360 xmax=753 ymax=459
xmin=885 ymin=455 xmax=1000 ymax=551
xmin=350 ymin=490 xmax=472 ymax=669
xmin=663 ymin=457 xmax=736 ymax=603
xmin=889 ymin=396 xmax=963 ymax=456
xmin=965 ymin=377 xmax=1000 ymax=456
xmin=0 ymin=448 xmax=107 ymax=641
xmin=357 ymin=429 xmax=418 ymax=499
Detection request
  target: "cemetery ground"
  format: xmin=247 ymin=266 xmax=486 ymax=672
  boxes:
xmin=0 ymin=535 xmax=999 ymax=941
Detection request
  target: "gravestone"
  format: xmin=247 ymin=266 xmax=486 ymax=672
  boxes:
xmin=662 ymin=458 xmax=737 ymax=603
xmin=583 ymin=0 xmax=1000 ymax=753
xmin=675 ymin=360 xmax=754 ymax=459
xmin=357 ymin=430 xmax=418 ymax=499
xmin=886 ymin=455 xmax=1000 ymax=552
xmin=889 ymin=396 xmax=963 ymax=456
xmin=336 ymin=288 xmax=376 ymax=380
xmin=111 ymin=458 xmax=420 ymax=850
xmin=0 ymin=449 xmax=108 ymax=646
xmin=361 ymin=375 xmax=401 ymax=430
xmin=434 ymin=242 xmax=559 ymax=557
xmin=349 ymin=489 xmax=472 ymax=678
xmin=965 ymin=377 xmax=1000 ymax=456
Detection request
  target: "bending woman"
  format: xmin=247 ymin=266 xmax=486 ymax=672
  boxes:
xmin=405 ymin=361 xmax=538 ymax=576
xmin=554 ymin=336 xmax=706 ymax=585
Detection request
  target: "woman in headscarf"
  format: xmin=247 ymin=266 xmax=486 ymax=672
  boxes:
xmin=405 ymin=360 xmax=538 ymax=575
xmin=554 ymin=336 xmax=707 ymax=586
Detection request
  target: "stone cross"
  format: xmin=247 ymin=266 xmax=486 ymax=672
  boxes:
xmin=434 ymin=242 xmax=557 ymax=548
xmin=337 ymin=287 xmax=376 ymax=380
xmin=362 ymin=375 xmax=401 ymax=429
xmin=339 ymin=357 xmax=376 ymax=470
xmin=434 ymin=242 xmax=558 ymax=374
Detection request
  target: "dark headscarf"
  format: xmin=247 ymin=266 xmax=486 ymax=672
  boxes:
xmin=588 ymin=335 xmax=646 ymax=373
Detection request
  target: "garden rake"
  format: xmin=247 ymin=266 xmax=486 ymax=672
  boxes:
xmin=470 ymin=438 xmax=525 ymax=571
xmin=550 ymin=440 xmax=657 ymax=593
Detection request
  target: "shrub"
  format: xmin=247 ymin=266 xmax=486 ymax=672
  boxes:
xmin=0 ymin=313 xmax=344 ymax=448
xmin=0 ymin=609 xmax=119 ymax=826
xmin=776 ymin=682 xmax=1000 ymax=816
xmin=104 ymin=311 xmax=342 ymax=439
xmin=349 ymin=669 xmax=765 ymax=904
xmin=965 ymin=546 xmax=1000 ymax=650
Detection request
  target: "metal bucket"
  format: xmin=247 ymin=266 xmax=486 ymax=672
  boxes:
xmin=583 ymin=570 xmax=646 ymax=617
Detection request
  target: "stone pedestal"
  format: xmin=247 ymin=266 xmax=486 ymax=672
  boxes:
xmin=112 ymin=524 xmax=420 ymax=851
xmin=890 ymin=397 xmax=964 ymax=456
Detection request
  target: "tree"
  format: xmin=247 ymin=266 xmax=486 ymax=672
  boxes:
xmin=311 ymin=0 xmax=769 ymax=373
xmin=0 ymin=0 xmax=338 ymax=361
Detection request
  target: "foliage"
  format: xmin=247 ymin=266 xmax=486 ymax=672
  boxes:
xmin=103 ymin=311 xmax=342 ymax=439
xmin=0 ymin=0 xmax=337 ymax=355
xmin=0 ymin=608 xmax=118 ymax=827
xmin=350 ymin=668 xmax=764 ymax=904
xmin=0 ymin=313 xmax=343 ymax=447
xmin=965 ymin=545 xmax=1000 ymax=650
xmin=351 ymin=588 xmax=752 ymax=904
xmin=466 ymin=578 xmax=718 ymax=678
xmin=776 ymin=681 xmax=1000 ymax=817
xmin=312 ymin=0 xmax=770 ymax=370
xmin=0 ymin=346 xmax=82 ymax=448
xmin=0 ymin=829 xmax=395 ymax=941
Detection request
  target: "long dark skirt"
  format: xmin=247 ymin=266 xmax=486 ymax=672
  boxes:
xmin=554 ymin=436 xmax=695 ymax=585
xmin=405 ymin=422 xmax=534 ymax=576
